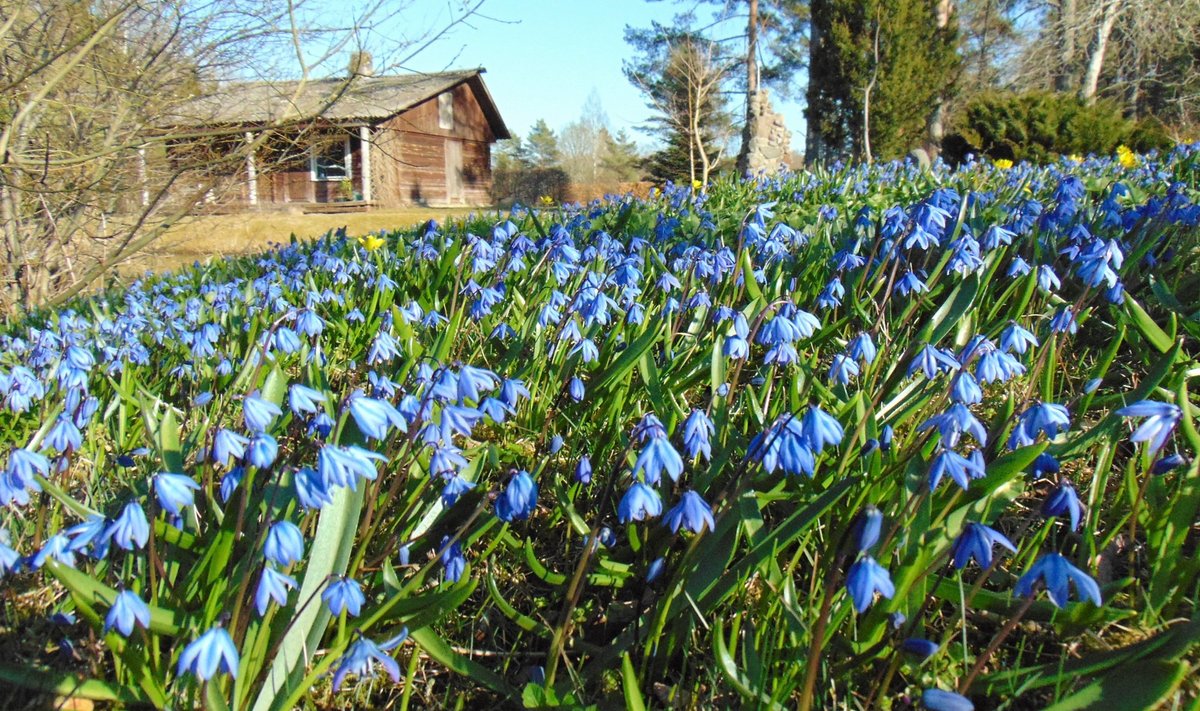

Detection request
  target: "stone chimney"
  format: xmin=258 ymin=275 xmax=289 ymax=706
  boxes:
xmin=349 ymin=51 xmax=374 ymax=77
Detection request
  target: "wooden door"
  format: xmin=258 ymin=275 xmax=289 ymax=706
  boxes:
xmin=445 ymin=139 xmax=463 ymax=204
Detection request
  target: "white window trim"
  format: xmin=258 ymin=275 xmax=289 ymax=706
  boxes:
xmin=309 ymin=136 xmax=353 ymax=181
xmin=438 ymin=92 xmax=454 ymax=130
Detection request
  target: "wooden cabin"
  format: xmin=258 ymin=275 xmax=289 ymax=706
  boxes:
xmin=165 ymin=69 xmax=510 ymax=210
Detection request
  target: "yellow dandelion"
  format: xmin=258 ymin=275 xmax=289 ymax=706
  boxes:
xmin=1066 ymin=154 xmax=1082 ymax=163
xmin=358 ymin=234 xmax=385 ymax=251
xmin=993 ymin=158 xmax=1013 ymax=170
xmin=538 ymin=195 xmax=555 ymax=206
xmin=1116 ymin=145 xmax=1138 ymax=169
xmin=692 ymin=179 xmax=704 ymax=190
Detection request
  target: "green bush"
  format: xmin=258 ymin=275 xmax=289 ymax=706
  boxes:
xmin=491 ymin=166 xmax=571 ymax=206
xmin=948 ymin=91 xmax=1172 ymax=163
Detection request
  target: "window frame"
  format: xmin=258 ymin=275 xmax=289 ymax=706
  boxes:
xmin=437 ymin=92 xmax=454 ymax=130
xmin=309 ymin=136 xmax=353 ymax=182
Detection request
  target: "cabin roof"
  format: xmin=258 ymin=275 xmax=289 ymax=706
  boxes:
xmin=164 ymin=69 xmax=510 ymax=139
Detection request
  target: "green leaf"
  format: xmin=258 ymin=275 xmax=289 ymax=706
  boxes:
xmin=0 ymin=665 xmax=151 ymax=703
xmin=1041 ymin=659 xmax=1186 ymax=711
xmin=621 ymin=652 xmax=647 ymax=711
xmin=712 ymin=619 xmax=785 ymax=711
xmin=252 ymin=481 xmax=365 ymax=711
xmin=408 ymin=626 xmax=514 ymax=696
xmin=1123 ymin=295 xmax=1175 ymax=354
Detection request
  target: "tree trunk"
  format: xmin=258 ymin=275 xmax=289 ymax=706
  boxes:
xmin=804 ymin=0 xmax=824 ymax=166
xmin=923 ymin=0 xmax=954 ymax=161
xmin=1080 ymin=0 xmax=1123 ymax=104
xmin=1055 ymin=0 xmax=1079 ymax=93
xmin=735 ymin=0 xmax=759 ymax=175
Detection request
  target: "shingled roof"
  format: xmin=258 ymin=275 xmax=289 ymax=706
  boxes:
xmin=166 ymin=68 xmax=510 ymax=138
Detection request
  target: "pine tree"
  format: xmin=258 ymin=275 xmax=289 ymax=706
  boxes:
xmin=805 ymin=0 xmax=959 ymax=163
xmin=599 ymin=128 xmax=643 ymax=182
xmin=526 ymin=119 xmax=562 ymax=169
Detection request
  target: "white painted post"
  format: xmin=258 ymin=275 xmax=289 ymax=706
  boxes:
xmin=137 ymin=147 xmax=149 ymax=207
xmin=359 ymin=125 xmax=372 ymax=202
xmin=245 ymin=131 xmax=258 ymax=206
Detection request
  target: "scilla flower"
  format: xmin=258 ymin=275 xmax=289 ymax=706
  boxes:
xmin=618 ymin=481 xmax=662 ymax=522
xmin=494 ymin=470 xmax=538 ymax=522
xmin=1116 ymin=400 xmax=1183 ymax=453
xmin=178 ymin=626 xmax=239 ymax=680
xmin=104 ymin=589 xmax=151 ymax=637
xmin=263 ymin=521 xmax=305 ymax=566
xmin=323 ymin=576 xmax=365 ymax=616
xmin=663 ymin=490 xmax=715 ymax=534
xmin=153 ymin=472 xmax=200 ymax=517
xmin=332 ymin=628 xmax=409 ymax=691
xmin=106 ymin=501 xmax=149 ymax=550
xmin=952 ymin=522 xmax=1016 ymax=569
xmin=1042 ymin=481 xmax=1082 ymax=531
xmin=242 ymin=394 xmax=281 ymax=434
xmin=255 ymin=566 xmax=298 ymax=616
xmin=1014 ymin=552 xmax=1101 ymax=607
xmin=846 ymin=556 xmax=895 ymax=612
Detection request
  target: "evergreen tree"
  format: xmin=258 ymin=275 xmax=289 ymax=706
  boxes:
xmin=599 ymin=128 xmax=643 ymax=182
xmin=624 ymin=18 xmax=736 ymax=184
xmin=526 ymin=119 xmax=562 ymax=169
xmin=805 ymin=0 xmax=959 ymax=163
xmin=493 ymin=137 xmax=529 ymax=171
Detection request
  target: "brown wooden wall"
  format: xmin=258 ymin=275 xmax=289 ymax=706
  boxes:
xmin=369 ymin=81 xmax=495 ymax=207
xmin=170 ymin=80 xmax=499 ymax=209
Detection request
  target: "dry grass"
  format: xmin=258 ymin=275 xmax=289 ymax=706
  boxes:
xmin=122 ymin=206 xmax=487 ymax=275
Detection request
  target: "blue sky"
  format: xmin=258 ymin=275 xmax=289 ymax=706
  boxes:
xmin=367 ymin=0 xmax=808 ymax=153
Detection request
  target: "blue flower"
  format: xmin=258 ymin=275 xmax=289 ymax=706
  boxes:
xmin=495 ymin=470 xmax=538 ymax=522
xmin=1153 ymin=453 xmax=1188 ymax=475
xmin=681 ymin=410 xmax=714 ymax=461
xmin=288 ymin=384 xmax=326 ymax=416
xmin=1116 ymin=400 xmax=1183 ymax=453
xmin=952 ymin=522 xmax=1016 ymax=569
xmin=921 ymin=688 xmax=974 ymax=711
xmin=1049 ymin=305 xmax=1077 ymax=334
xmin=900 ymin=638 xmax=939 ymax=659
xmin=440 ymin=474 xmax=475 ymax=506
xmin=618 ymin=481 xmax=663 ymax=523
xmin=1014 ymin=552 xmax=1101 ymax=607
xmin=323 ymin=576 xmax=365 ymax=616
xmin=177 ymin=626 xmax=239 ymax=680
xmin=999 ymin=321 xmax=1039 ymax=355
xmin=829 ymin=354 xmax=860 ymax=385
xmin=295 ymin=467 xmax=333 ymax=510
xmin=104 ymin=589 xmax=151 ymax=637
xmin=243 ymin=394 xmax=282 ymax=434
xmin=853 ymin=506 xmax=883 ymax=552
xmin=846 ymin=556 xmax=895 ymax=612
xmin=247 ymin=433 xmax=279 ymax=469
xmin=663 ymin=490 xmax=715 ymax=534
xmin=255 ymin=566 xmax=298 ymax=616
xmin=575 ymin=455 xmax=592 ymax=484
xmin=802 ymin=405 xmax=844 ymax=454
xmin=646 ymin=557 xmax=666 ymax=583
xmin=1030 ymin=452 xmax=1060 ymax=479
xmin=317 ymin=445 xmax=387 ymax=490
xmin=568 ymin=376 xmax=586 ymax=402
xmin=30 ymin=532 xmax=75 ymax=569
xmin=929 ymin=448 xmax=985 ymax=491
xmin=211 ymin=429 xmax=249 ymax=467
xmin=66 ymin=515 xmax=110 ymax=559
xmin=908 ymin=344 xmax=959 ymax=379
xmin=106 ymin=501 xmax=149 ymax=550
xmin=748 ymin=415 xmax=815 ymax=477
xmin=439 ymin=405 xmax=483 ymax=441
xmin=263 ymin=521 xmax=305 ymax=566
xmin=1042 ymin=481 xmax=1082 ymax=531
xmin=348 ymin=392 xmax=407 ymax=440
xmin=632 ymin=437 xmax=684 ymax=485
xmin=919 ymin=404 xmax=987 ymax=449
xmin=440 ymin=536 xmax=466 ymax=583
xmin=153 ymin=473 xmax=200 ymax=517
xmin=332 ymin=629 xmax=409 ymax=691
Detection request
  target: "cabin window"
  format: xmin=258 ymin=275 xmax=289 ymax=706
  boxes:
xmin=438 ymin=92 xmax=454 ymax=130
xmin=310 ymin=137 xmax=352 ymax=181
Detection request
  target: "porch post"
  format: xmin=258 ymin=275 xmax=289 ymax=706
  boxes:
xmin=245 ymin=131 xmax=258 ymax=206
xmin=359 ymin=125 xmax=372 ymax=202
xmin=137 ymin=147 xmax=149 ymax=207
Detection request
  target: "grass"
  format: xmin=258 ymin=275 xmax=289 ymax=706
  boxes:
xmin=123 ymin=206 xmax=481 ymax=274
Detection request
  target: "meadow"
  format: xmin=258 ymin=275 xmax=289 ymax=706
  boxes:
xmin=0 ymin=148 xmax=1198 ymax=710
